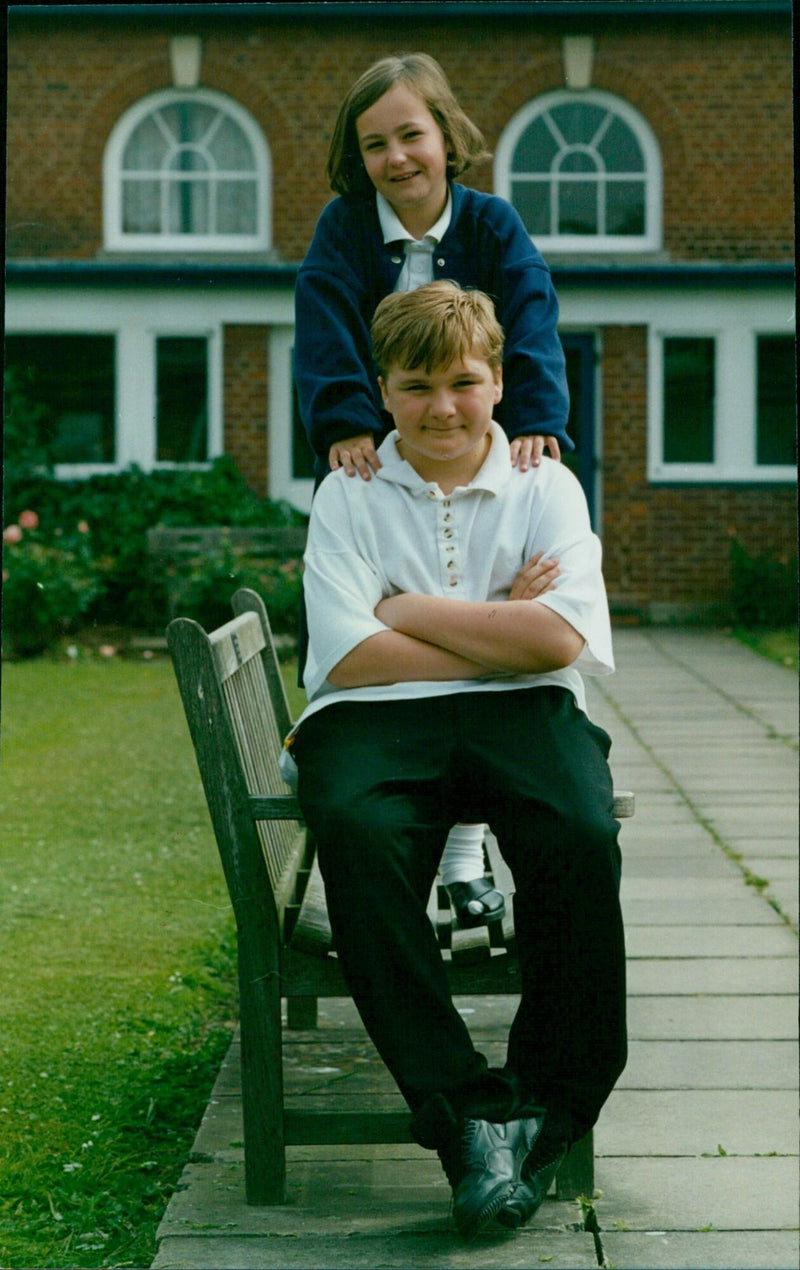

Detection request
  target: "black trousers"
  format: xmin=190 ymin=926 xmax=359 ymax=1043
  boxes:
xmin=293 ymin=686 xmax=627 ymax=1146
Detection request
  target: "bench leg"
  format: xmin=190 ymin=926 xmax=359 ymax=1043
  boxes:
xmin=287 ymin=996 xmax=319 ymax=1029
xmin=555 ymin=1129 xmax=594 ymax=1200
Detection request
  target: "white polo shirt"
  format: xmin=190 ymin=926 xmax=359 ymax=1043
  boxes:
xmin=297 ymin=423 xmax=614 ymax=731
xmin=377 ymin=191 xmax=452 ymax=292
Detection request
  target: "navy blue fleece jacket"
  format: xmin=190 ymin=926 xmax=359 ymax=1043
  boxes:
xmin=294 ymin=182 xmax=571 ymax=476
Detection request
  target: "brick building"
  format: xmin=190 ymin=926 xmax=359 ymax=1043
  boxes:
xmin=5 ymin=1 xmax=796 ymax=620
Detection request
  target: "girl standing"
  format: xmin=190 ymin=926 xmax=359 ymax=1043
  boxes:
xmin=294 ymin=53 xmax=569 ymax=927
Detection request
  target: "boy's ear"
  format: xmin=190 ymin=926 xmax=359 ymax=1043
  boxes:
xmin=378 ymin=375 xmax=390 ymax=409
xmin=493 ymin=367 xmax=503 ymax=404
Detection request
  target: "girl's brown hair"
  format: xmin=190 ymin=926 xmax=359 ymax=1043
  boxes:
xmin=327 ymin=53 xmax=491 ymax=197
xmin=371 ymin=281 xmax=504 ymax=380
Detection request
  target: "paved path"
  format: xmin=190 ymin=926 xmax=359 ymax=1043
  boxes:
xmin=153 ymin=628 xmax=798 ymax=1270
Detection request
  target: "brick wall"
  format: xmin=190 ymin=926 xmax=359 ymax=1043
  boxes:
xmin=602 ymin=326 xmax=797 ymax=618
xmin=6 ymin=10 xmax=794 ymax=263
xmin=222 ymin=325 xmax=269 ymax=496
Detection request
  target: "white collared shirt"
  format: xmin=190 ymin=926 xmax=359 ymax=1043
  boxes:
xmin=297 ymin=423 xmax=614 ymax=729
xmin=376 ymin=191 xmax=452 ymax=292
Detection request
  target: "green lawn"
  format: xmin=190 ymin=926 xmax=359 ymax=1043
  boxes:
xmin=0 ymin=657 xmax=247 ymax=1269
xmin=731 ymin=626 xmax=798 ymax=671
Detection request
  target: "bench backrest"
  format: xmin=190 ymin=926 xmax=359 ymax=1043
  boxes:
xmin=167 ymin=588 xmax=304 ymax=928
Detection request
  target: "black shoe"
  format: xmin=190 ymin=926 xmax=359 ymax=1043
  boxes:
xmin=446 ymin=877 xmax=506 ymax=929
xmin=495 ymin=1116 xmax=569 ymax=1229
xmin=448 ymin=1115 xmax=544 ymax=1239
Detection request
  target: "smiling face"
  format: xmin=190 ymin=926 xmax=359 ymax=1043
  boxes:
xmin=379 ymin=354 xmax=503 ymax=491
xmin=356 ymin=81 xmax=449 ymax=237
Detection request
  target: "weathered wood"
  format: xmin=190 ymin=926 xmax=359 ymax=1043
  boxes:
xmin=166 ymin=614 xmax=287 ymax=1204
xmin=168 ymin=587 xmax=634 ymax=1208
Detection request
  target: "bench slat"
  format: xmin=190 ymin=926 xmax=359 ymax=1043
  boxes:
xmin=211 ymin=611 xmax=267 ymax=682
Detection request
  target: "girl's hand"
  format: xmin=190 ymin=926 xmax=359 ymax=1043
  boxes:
xmin=509 ymin=550 xmax=560 ymax=601
xmin=509 ymin=434 xmax=562 ymax=470
xmin=329 ymin=434 xmax=382 ymax=480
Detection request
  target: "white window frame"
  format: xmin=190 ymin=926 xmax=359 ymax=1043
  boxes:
xmin=268 ymin=326 xmax=313 ymax=514
xmin=648 ymin=324 xmax=796 ymax=484
xmin=103 ymin=87 xmax=271 ymax=252
xmin=5 ymin=289 xmax=223 ymax=479
xmin=495 ymin=89 xmax=662 ymax=253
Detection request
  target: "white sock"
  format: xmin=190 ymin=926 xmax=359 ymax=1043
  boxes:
xmin=439 ymin=823 xmax=487 ymax=887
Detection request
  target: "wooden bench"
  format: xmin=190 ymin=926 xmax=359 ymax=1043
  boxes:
xmin=167 ymin=587 xmax=634 ymax=1207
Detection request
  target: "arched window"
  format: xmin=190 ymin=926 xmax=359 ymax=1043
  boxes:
xmin=104 ymin=88 xmax=270 ymax=251
xmin=495 ymin=89 xmax=662 ymax=252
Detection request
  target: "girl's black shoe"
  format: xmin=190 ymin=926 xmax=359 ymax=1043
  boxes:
xmin=445 ymin=877 xmax=506 ymax=928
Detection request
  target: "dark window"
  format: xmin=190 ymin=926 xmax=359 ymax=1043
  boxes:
xmin=756 ymin=335 xmax=797 ymax=466
xmin=663 ymin=337 xmax=715 ymax=464
xmin=4 ymin=334 xmax=116 ymax=463
xmin=156 ymin=337 xmax=208 ymax=462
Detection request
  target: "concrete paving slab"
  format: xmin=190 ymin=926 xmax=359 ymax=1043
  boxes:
xmin=624 ymin=925 xmax=797 ymax=957
xmin=625 ymin=957 xmax=798 ymax=994
xmin=599 ymin=1230 xmax=800 ymax=1269
xmin=592 ymin=1156 xmax=799 ymax=1231
xmin=621 ymin=897 xmax=786 ymax=924
xmin=618 ymin=1040 xmax=798 ymax=1089
xmin=289 ymin=993 xmax=796 ymax=1040
xmin=723 ymin=836 xmax=800 ymax=856
xmin=153 ymin=1230 xmax=603 ymax=1269
xmin=622 ymin=855 xmax=743 ymax=878
xmin=746 ymin=857 xmax=799 ymax=880
xmin=620 ymin=877 xmax=785 ymax=900
xmin=157 ymin=1152 xmax=585 ymax=1237
xmin=594 ymin=1089 xmax=798 ymax=1155
xmin=625 ymin=995 xmax=798 ymax=1040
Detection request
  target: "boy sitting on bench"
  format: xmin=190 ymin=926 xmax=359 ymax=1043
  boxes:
xmin=288 ymin=281 xmax=627 ymax=1238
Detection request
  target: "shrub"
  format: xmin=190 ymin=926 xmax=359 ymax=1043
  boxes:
xmin=169 ymin=547 xmax=304 ymax=635
xmin=728 ymin=537 xmax=798 ymax=628
xmin=3 ymin=451 xmax=307 ymax=639
xmin=2 ymin=512 xmax=105 ymax=656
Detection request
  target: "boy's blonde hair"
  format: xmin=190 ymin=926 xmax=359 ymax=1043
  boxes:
xmin=371 ymin=281 xmax=504 ymax=380
xmin=327 ymin=53 xmax=491 ymax=197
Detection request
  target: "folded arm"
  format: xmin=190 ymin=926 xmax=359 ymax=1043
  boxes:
xmin=326 ymin=628 xmax=493 ymax=688
xmin=374 ymin=592 xmax=584 ymax=675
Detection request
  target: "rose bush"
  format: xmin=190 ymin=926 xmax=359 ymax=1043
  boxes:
xmin=2 ymin=514 xmax=105 ymax=656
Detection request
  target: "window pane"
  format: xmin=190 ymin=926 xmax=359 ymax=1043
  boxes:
xmin=156 ymin=337 xmax=208 ymax=462
xmin=561 ymin=150 xmax=598 ymax=174
xmin=168 ymin=147 xmax=210 ymax=172
xmin=606 ymin=180 xmax=645 ymax=235
xmin=159 ymin=102 xmax=217 ymax=144
xmin=512 ymin=117 xmax=559 ymax=172
xmin=122 ymin=178 xmax=162 ymax=232
xmin=663 ymin=338 xmax=715 ymax=463
xmin=510 ymin=181 xmax=550 ymax=236
xmin=757 ymin=335 xmax=797 ymax=465
xmin=598 ymin=116 xmax=644 ymax=172
xmin=558 ymin=180 xmax=598 ymax=234
xmin=167 ymin=179 xmax=209 ymax=234
xmin=217 ymin=180 xmax=257 ymax=234
xmin=5 ymin=335 xmax=115 ymax=463
xmin=549 ymin=102 xmax=608 ymax=146
xmin=123 ymin=114 xmax=168 ymax=170
xmin=208 ymin=116 xmax=256 ymax=170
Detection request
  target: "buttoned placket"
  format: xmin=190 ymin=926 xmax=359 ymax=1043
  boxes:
xmin=427 ymin=488 xmax=460 ymax=589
